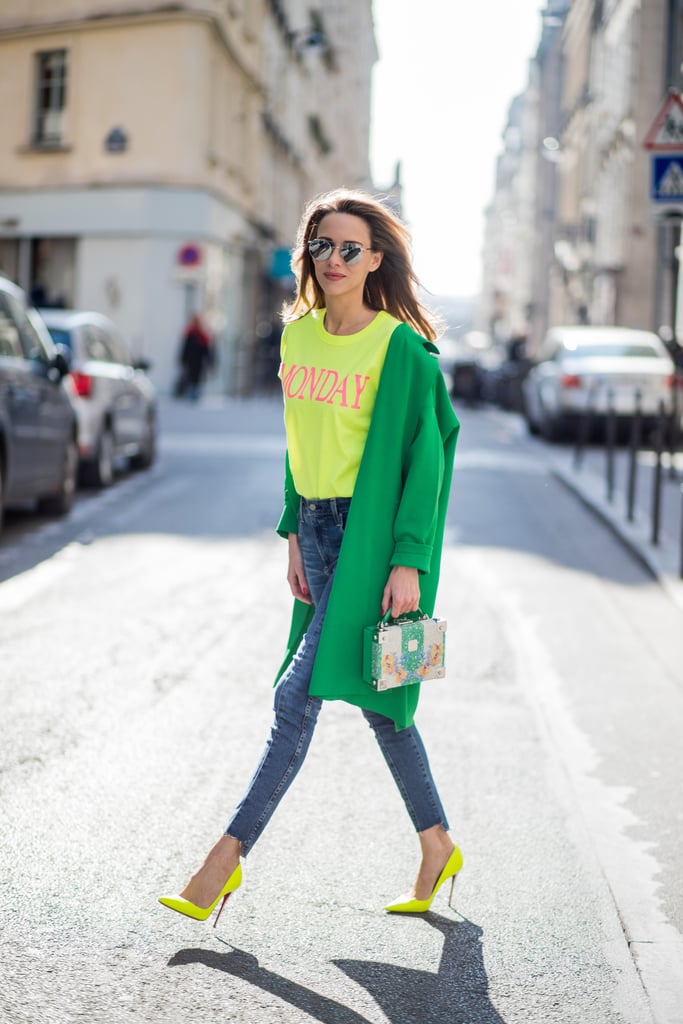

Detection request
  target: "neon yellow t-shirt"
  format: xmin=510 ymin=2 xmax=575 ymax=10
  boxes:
xmin=280 ymin=308 xmax=399 ymax=499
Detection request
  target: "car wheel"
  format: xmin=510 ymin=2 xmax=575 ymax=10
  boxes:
xmin=130 ymin=412 xmax=156 ymax=470
xmin=83 ymin=427 xmax=115 ymax=487
xmin=38 ymin=436 xmax=78 ymax=516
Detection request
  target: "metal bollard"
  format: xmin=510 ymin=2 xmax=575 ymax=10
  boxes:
xmin=651 ymin=400 xmax=666 ymax=546
xmin=626 ymin=390 xmax=642 ymax=522
xmin=669 ymin=370 xmax=682 ymax=480
xmin=605 ymin=389 xmax=616 ymax=503
xmin=574 ymin=387 xmax=595 ymax=470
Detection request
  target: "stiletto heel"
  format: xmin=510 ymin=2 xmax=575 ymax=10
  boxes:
xmin=212 ymin=892 xmax=231 ymax=929
xmin=158 ymin=862 xmax=242 ymax=924
xmin=385 ymin=845 xmax=463 ymax=914
xmin=448 ymin=873 xmax=457 ymax=908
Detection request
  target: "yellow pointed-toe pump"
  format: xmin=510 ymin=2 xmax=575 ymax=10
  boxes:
xmin=158 ymin=863 xmax=242 ymax=927
xmin=385 ymin=845 xmax=463 ymax=914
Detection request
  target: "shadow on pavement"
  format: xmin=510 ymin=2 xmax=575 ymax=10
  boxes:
xmin=334 ymin=914 xmax=505 ymax=1023
xmin=168 ymin=913 xmax=506 ymax=1024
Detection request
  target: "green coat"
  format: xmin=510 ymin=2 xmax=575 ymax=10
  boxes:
xmin=275 ymin=322 xmax=460 ymax=730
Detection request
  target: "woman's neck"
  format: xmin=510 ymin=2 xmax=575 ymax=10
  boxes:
xmin=323 ymin=299 xmax=378 ymax=336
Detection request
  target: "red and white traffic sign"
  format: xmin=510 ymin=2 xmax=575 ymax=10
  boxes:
xmin=177 ymin=243 xmax=203 ymax=267
xmin=643 ymin=91 xmax=683 ymax=151
xmin=173 ymin=242 xmax=205 ymax=283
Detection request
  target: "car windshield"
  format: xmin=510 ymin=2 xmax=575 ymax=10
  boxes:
xmin=566 ymin=343 xmax=661 ymax=359
xmin=45 ymin=326 xmax=73 ymax=350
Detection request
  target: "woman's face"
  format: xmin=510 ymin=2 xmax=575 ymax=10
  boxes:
xmin=310 ymin=212 xmax=383 ymax=301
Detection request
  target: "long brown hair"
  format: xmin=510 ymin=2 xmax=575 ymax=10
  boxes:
xmin=282 ymin=189 xmax=439 ymax=342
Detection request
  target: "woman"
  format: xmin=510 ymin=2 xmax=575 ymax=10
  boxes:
xmin=159 ymin=189 xmax=462 ymax=925
xmin=176 ymin=314 xmax=213 ymax=400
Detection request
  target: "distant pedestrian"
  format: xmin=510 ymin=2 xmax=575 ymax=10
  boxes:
xmin=159 ymin=189 xmax=462 ymax=924
xmin=175 ymin=314 xmax=213 ymax=400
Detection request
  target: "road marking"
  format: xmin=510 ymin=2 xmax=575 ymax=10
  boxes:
xmin=455 ymin=449 xmax=546 ymax=473
xmin=161 ymin=434 xmax=284 ymax=456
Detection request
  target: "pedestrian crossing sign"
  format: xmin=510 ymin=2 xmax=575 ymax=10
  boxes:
xmin=651 ymin=155 xmax=683 ymax=205
xmin=643 ymin=91 xmax=683 ymax=151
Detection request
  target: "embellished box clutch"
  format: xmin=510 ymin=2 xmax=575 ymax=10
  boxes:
xmin=362 ymin=610 xmax=447 ymax=691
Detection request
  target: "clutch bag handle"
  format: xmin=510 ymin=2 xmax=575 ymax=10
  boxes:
xmin=378 ymin=608 xmax=429 ymax=629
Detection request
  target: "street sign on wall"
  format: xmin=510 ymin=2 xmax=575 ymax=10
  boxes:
xmin=177 ymin=243 xmax=202 ymax=268
xmin=173 ymin=242 xmax=205 ymax=282
xmin=651 ymin=155 xmax=683 ymax=205
xmin=643 ymin=92 xmax=683 ymax=151
xmin=644 ymin=93 xmax=683 ymax=212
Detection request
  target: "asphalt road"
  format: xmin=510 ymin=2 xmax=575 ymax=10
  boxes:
xmin=1 ymin=396 xmax=682 ymax=1024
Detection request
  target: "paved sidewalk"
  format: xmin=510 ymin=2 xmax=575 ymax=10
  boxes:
xmin=550 ymin=441 xmax=683 ymax=614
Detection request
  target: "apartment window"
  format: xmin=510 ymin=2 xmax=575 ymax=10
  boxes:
xmin=33 ymin=50 xmax=68 ymax=146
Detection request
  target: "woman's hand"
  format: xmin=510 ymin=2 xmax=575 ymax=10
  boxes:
xmin=381 ymin=566 xmax=420 ymax=618
xmin=287 ymin=534 xmax=312 ymax=604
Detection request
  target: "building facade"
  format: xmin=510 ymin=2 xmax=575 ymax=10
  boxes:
xmin=0 ymin=0 xmax=376 ymax=393
xmin=527 ymin=1 xmax=569 ymax=355
xmin=480 ymin=0 xmax=683 ymax=361
xmin=479 ymin=81 xmax=539 ymax=348
xmin=550 ymin=0 xmax=669 ymax=339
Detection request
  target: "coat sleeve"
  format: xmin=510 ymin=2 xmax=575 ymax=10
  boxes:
xmin=276 ymin=449 xmax=301 ymax=537
xmin=389 ymin=384 xmax=445 ymax=574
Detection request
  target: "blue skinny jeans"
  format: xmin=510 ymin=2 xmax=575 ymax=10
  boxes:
xmin=225 ymin=497 xmax=450 ymax=854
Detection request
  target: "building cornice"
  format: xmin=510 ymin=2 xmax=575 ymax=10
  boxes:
xmin=0 ymin=181 xmax=265 ymax=245
xmin=0 ymin=5 xmax=264 ymax=96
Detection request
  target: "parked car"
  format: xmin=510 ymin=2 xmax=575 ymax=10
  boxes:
xmin=0 ymin=276 xmax=78 ymax=534
xmin=482 ymin=334 xmax=533 ymax=412
xmin=437 ymin=333 xmax=486 ymax=405
xmin=39 ymin=309 xmax=157 ymax=486
xmin=522 ymin=325 xmax=677 ymax=442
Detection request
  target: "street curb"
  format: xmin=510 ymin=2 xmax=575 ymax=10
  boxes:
xmin=551 ymin=462 xmax=683 ymax=616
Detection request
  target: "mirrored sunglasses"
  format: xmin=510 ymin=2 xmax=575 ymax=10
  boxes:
xmin=307 ymin=238 xmax=371 ymax=266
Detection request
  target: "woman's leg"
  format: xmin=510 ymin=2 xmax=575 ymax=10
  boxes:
xmin=179 ymin=576 xmax=332 ymax=908
xmin=178 ymin=499 xmax=349 ymax=908
xmin=224 ymin=575 xmax=333 ymax=852
xmin=223 ymin=500 xmax=350 ymax=854
xmin=363 ymin=709 xmax=455 ymax=899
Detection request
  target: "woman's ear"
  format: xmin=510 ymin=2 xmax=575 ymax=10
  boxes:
xmin=369 ymin=251 xmax=383 ymax=272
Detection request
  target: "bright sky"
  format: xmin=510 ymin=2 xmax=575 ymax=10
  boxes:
xmin=370 ymin=0 xmax=543 ymax=298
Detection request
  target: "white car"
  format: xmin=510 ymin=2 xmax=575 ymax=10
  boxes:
xmin=523 ymin=325 xmax=677 ymax=441
xmin=40 ymin=309 xmax=157 ymax=486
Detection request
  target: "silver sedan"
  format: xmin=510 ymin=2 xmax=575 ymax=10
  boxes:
xmin=523 ymin=325 xmax=678 ymax=442
xmin=40 ymin=308 xmax=157 ymax=486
